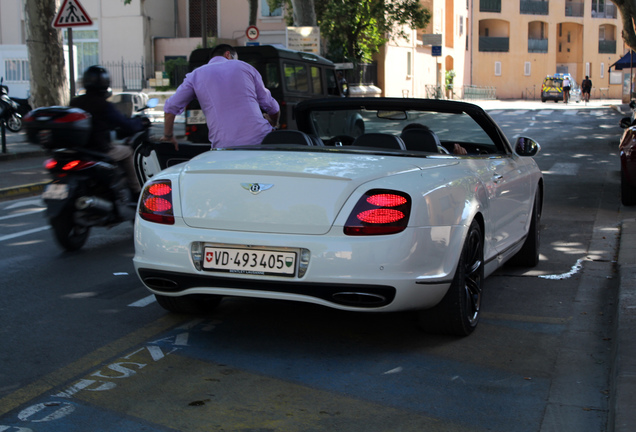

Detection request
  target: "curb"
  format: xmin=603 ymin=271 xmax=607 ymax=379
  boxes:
xmin=0 ymin=181 xmax=49 ymax=201
xmin=611 ymin=219 xmax=636 ymax=432
xmin=0 ymin=149 xmax=47 ymax=162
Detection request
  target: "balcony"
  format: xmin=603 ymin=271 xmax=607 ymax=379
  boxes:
xmin=521 ymin=0 xmax=549 ymax=15
xmin=479 ymin=37 xmax=510 ymax=52
xmin=592 ymin=3 xmax=617 ymax=19
xmin=599 ymin=39 xmax=616 ymax=53
xmin=528 ymin=38 xmax=548 ymax=53
xmin=480 ymin=0 xmax=501 ymax=13
xmin=565 ymin=2 xmax=584 ymax=17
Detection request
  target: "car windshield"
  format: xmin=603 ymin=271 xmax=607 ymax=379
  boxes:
xmin=308 ymin=108 xmax=499 ymax=152
xmin=544 ymin=78 xmax=562 ymax=87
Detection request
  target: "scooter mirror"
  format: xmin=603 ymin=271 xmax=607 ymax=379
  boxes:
xmin=147 ymin=98 xmax=159 ymax=109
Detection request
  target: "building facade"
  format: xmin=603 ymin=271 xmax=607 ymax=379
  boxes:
xmin=0 ymin=0 xmax=630 ymax=100
xmin=472 ymin=0 xmax=625 ymax=99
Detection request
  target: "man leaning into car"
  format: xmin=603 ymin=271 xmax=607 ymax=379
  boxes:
xmin=161 ymin=44 xmax=280 ymax=150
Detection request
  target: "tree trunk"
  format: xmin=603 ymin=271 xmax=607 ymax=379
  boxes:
xmin=292 ymin=0 xmax=316 ymax=26
xmin=248 ymin=0 xmax=258 ymax=26
xmin=25 ymin=0 xmax=69 ymax=108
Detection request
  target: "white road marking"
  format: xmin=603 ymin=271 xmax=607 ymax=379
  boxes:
xmin=543 ymin=162 xmax=579 ymax=176
xmin=4 ymin=198 xmax=44 ymax=209
xmin=563 ymin=110 xmax=578 ymax=115
xmin=0 ymin=226 xmax=50 ymax=242
xmin=0 ymin=208 xmax=45 ymax=221
xmin=537 ymin=110 xmax=554 ymax=115
xmin=539 ymin=258 xmax=585 ymax=280
xmin=128 ymin=295 xmax=156 ymax=307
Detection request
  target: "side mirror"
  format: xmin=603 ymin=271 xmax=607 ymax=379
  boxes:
xmin=515 ymin=136 xmax=540 ymax=157
xmin=620 ymin=117 xmax=633 ymax=129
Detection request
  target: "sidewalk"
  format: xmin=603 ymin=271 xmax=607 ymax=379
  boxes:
xmin=0 ymin=99 xmax=635 ymax=431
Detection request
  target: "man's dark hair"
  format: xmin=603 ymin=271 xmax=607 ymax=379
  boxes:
xmin=211 ymin=44 xmax=237 ymax=58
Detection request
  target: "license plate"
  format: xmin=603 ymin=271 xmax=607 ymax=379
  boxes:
xmin=42 ymin=183 xmax=68 ymax=200
xmin=186 ymin=109 xmax=206 ymax=125
xmin=203 ymin=247 xmax=296 ymax=276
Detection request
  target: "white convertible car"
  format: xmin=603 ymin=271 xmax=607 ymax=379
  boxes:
xmin=133 ymin=98 xmax=543 ymax=336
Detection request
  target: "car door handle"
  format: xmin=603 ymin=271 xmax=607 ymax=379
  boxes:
xmin=493 ymin=174 xmax=504 ymax=183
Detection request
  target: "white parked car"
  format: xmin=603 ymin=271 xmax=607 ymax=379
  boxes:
xmin=133 ymin=98 xmax=543 ymax=336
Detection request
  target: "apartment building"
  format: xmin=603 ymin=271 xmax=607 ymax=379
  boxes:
xmin=0 ymin=0 xmax=630 ymax=100
xmin=472 ymin=0 xmax=625 ymax=99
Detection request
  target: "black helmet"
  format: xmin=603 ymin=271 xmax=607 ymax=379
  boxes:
xmin=82 ymin=65 xmax=110 ymax=93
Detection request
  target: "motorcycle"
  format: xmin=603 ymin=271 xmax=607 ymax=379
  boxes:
xmin=24 ymin=99 xmax=158 ymax=251
xmin=0 ymin=78 xmax=23 ymax=132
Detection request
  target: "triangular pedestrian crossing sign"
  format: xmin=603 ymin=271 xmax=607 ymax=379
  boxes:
xmin=52 ymin=0 xmax=93 ymax=28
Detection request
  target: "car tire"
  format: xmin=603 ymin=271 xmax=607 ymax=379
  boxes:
xmin=155 ymin=294 xmax=222 ymax=314
xmin=621 ymin=169 xmax=636 ymax=206
xmin=418 ymin=220 xmax=484 ymax=337
xmin=50 ymin=213 xmax=90 ymax=251
xmin=507 ymin=191 xmax=541 ymax=267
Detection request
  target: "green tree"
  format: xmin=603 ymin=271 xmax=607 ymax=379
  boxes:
xmin=610 ymin=0 xmax=636 ymax=50
xmin=315 ymin=0 xmax=430 ymax=64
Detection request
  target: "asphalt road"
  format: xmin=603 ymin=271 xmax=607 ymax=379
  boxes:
xmin=0 ymin=104 xmax=627 ymax=431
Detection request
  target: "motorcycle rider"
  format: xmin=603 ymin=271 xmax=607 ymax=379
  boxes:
xmin=70 ymin=65 xmax=145 ymax=199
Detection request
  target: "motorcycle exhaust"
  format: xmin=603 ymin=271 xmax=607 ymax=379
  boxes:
xmin=75 ymin=196 xmax=114 ymax=214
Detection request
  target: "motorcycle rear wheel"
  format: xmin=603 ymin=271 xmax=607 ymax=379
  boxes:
xmin=6 ymin=114 xmax=22 ymax=132
xmin=50 ymin=213 xmax=91 ymax=251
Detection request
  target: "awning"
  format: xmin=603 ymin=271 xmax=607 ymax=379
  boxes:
xmin=609 ymin=51 xmax=636 ymax=71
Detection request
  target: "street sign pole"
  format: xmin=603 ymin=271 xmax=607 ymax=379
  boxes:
xmin=68 ymin=28 xmax=75 ymax=98
xmin=52 ymin=0 xmax=93 ymax=101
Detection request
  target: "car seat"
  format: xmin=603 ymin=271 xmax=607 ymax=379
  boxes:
xmin=351 ymin=133 xmax=406 ymax=150
xmin=400 ymin=128 xmax=442 ymax=152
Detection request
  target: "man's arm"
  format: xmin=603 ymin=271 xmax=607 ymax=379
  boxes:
xmin=162 ymin=112 xmax=179 ymax=151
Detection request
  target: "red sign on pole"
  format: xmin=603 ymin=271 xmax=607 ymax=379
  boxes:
xmin=52 ymin=0 xmax=93 ymax=28
xmin=246 ymin=26 xmax=260 ymax=41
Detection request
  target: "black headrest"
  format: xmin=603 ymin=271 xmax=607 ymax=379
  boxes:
xmin=351 ymin=133 xmax=406 ymax=150
xmin=400 ymin=128 xmax=441 ymax=152
xmin=261 ymin=130 xmax=321 ymax=146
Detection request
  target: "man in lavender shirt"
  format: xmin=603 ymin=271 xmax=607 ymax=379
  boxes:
xmin=161 ymin=44 xmax=280 ymax=150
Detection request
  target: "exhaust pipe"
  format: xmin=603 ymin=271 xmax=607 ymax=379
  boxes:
xmin=332 ymin=292 xmax=388 ymax=307
xmin=76 ymin=196 xmax=114 ymax=213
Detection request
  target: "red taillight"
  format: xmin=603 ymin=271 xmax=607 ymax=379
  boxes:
xmin=344 ymin=189 xmax=411 ymax=236
xmin=44 ymin=158 xmax=57 ymax=170
xmin=62 ymin=160 xmax=96 ymax=171
xmin=140 ymin=180 xmax=175 ymax=225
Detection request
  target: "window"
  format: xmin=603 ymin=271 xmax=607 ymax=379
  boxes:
xmin=600 ymin=62 xmax=605 ymax=79
xmin=261 ymin=0 xmax=282 ymax=17
xmin=586 ymin=62 xmax=591 ymax=77
xmin=407 ymin=52 xmax=412 ymax=78
xmin=284 ymin=63 xmax=308 ymax=92
xmin=524 ymin=61 xmax=531 ymax=76
xmin=4 ymin=59 xmax=29 ymax=82
xmin=495 ymin=61 xmax=502 ymax=76
xmin=310 ymin=66 xmax=322 ymax=95
xmin=63 ymin=28 xmax=99 ymax=74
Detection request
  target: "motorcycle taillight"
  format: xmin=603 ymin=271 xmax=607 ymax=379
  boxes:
xmin=62 ymin=160 xmax=96 ymax=171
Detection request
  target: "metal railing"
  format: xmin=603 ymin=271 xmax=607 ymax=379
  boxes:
xmin=479 ymin=37 xmax=510 ymax=52
xmin=480 ymin=0 xmax=501 ymax=13
xmin=462 ymin=85 xmax=497 ymax=100
xmin=521 ymin=0 xmax=549 ymax=15
xmin=565 ymin=2 xmax=584 ymax=17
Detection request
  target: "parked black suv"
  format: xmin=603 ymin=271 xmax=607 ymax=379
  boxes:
xmin=185 ymin=45 xmax=346 ymax=143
